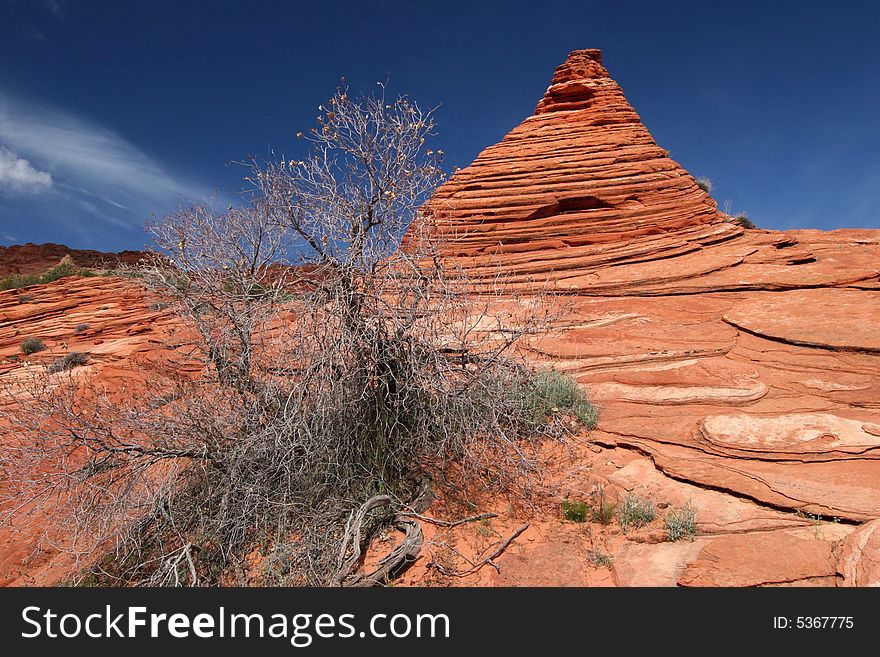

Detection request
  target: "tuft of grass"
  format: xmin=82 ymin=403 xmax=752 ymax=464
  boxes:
xmin=665 ymin=505 xmax=697 ymax=541
xmin=17 ymin=294 xmax=35 ymax=303
xmin=527 ymin=370 xmax=598 ymax=428
xmin=617 ymin=493 xmax=656 ymax=532
xmin=796 ymin=510 xmax=825 ymax=540
xmin=587 ymin=550 xmax=612 ymax=567
xmin=696 ymin=176 xmax=713 ymax=194
xmin=47 ymin=351 xmax=89 ymax=374
xmin=561 ymin=499 xmax=589 ymax=523
xmin=733 ymin=213 xmax=755 ymax=229
xmin=73 ymin=323 xmax=90 ymax=334
xmin=591 ymin=484 xmax=615 ymax=525
xmin=20 ymin=337 xmax=46 ymax=355
xmin=592 ymin=500 xmax=616 ymax=525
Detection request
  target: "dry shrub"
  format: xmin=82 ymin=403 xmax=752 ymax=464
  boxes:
xmin=0 ymin=85 xmax=592 ymax=586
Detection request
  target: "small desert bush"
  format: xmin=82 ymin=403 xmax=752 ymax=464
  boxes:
xmin=17 ymin=294 xmax=35 ymax=303
xmin=666 ymin=505 xmax=697 ymax=541
xmin=73 ymin=323 xmax=90 ymax=334
xmin=592 ymin=500 xmax=616 ymax=525
xmin=1 ymin=260 xmax=90 ymax=291
xmin=47 ymin=351 xmax=89 ymax=373
xmin=562 ymin=500 xmax=589 ymax=523
xmin=587 ymin=550 xmax=612 ymax=566
xmin=617 ymin=493 xmax=656 ymax=532
xmin=40 ymin=261 xmax=80 ymax=284
xmin=591 ymin=484 xmax=615 ymax=525
xmin=733 ymin=213 xmax=755 ymax=229
xmin=527 ymin=370 xmax=598 ymax=428
xmin=1 ymin=274 xmax=40 ymax=291
xmin=20 ymin=337 xmax=46 ymax=355
xmin=696 ymin=176 xmax=713 ymax=194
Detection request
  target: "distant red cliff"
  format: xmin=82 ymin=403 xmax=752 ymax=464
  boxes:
xmin=0 ymin=242 xmax=146 ymax=276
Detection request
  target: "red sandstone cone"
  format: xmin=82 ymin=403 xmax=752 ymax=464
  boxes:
xmin=415 ymin=49 xmax=732 ymax=288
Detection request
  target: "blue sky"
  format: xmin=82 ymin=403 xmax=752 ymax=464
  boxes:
xmin=1 ymin=0 xmax=878 ymax=251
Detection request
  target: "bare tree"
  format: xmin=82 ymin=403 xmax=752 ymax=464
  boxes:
xmin=0 ymin=85 xmax=594 ymax=586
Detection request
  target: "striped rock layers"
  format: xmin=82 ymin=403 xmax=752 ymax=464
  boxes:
xmin=416 ymin=48 xmax=741 ymax=289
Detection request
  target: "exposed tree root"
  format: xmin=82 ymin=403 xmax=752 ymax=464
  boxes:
xmin=335 ymin=478 xmax=529 ymax=586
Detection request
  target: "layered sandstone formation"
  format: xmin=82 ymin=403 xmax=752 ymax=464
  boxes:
xmin=395 ymin=49 xmax=880 ymax=587
xmin=418 ymin=48 xmax=742 ymax=290
xmin=0 ymin=242 xmax=145 ymax=276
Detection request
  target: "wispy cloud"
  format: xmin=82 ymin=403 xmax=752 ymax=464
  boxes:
xmin=0 ymin=93 xmax=218 ymax=240
xmin=0 ymin=146 xmax=52 ymax=193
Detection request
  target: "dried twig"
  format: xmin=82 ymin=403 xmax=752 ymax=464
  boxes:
xmin=400 ymin=511 xmax=497 ymax=528
xmin=432 ymin=522 xmax=529 ymax=578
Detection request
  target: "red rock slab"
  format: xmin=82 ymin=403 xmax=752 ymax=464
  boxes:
xmin=1 ymin=276 xmax=172 ymax=343
xmin=621 ymin=231 xmax=880 ymax=296
xmin=590 ymin=380 xmax=767 ymax=406
xmin=643 ymin=441 xmax=880 ymax=522
xmin=677 ymin=530 xmax=845 ymax=587
xmin=837 ymin=519 xmax=880 ymax=586
xmin=729 ymin=331 xmax=880 ymax=409
xmin=723 ymin=289 xmax=880 ymax=353
xmin=554 ymin=241 xmax=754 ymax=292
xmin=521 ymin=286 xmax=880 ymax=525
xmin=524 ymin=297 xmax=738 ymax=371
xmin=608 ymin=459 xmax=807 ymax=535
xmin=612 ymin=539 xmax=709 ymax=586
xmin=425 ymin=215 xmax=879 ymax=297
xmin=700 ymin=413 xmax=880 ymax=456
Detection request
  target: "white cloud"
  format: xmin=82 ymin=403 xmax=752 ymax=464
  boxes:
xmin=0 ymin=93 xmax=220 ymax=234
xmin=0 ymin=146 xmax=52 ymax=193
xmin=0 ymin=95 xmax=204 ymax=204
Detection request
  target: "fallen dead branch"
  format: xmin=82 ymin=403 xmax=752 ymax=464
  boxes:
xmin=344 ymin=517 xmax=423 ymax=587
xmin=400 ymin=511 xmax=498 ymax=528
xmin=430 ymin=522 xmax=530 ymax=578
xmin=335 ymin=495 xmax=394 ymax=585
